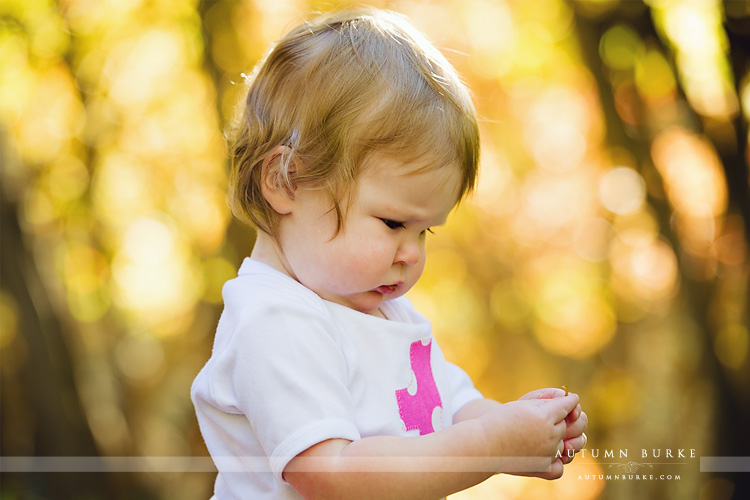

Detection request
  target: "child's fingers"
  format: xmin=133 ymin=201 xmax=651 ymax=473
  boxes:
xmin=538 ymin=387 xmax=567 ymax=399
xmin=547 ymin=394 xmax=580 ymax=422
xmin=564 ymin=432 xmax=588 ymax=455
xmin=565 ymin=410 xmax=588 ymax=440
xmin=543 ymin=457 xmax=565 ymax=480
xmin=560 ymin=442 xmax=575 ymax=464
xmin=566 ymin=403 xmax=583 ymax=423
xmin=519 ymin=388 xmax=565 ymax=400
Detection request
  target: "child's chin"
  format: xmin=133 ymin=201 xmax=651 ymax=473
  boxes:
xmin=353 ymin=293 xmax=388 ymax=314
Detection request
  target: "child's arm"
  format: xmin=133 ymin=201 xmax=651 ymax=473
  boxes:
xmin=453 ymin=397 xmax=503 ymax=422
xmin=283 ymin=394 xmax=580 ymax=500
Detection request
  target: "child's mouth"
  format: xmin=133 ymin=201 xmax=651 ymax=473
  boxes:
xmin=376 ymin=284 xmax=399 ymax=295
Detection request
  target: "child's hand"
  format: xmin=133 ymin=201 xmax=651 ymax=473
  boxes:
xmin=519 ymin=388 xmax=588 ymax=466
xmin=478 ymin=394 xmax=579 ymax=480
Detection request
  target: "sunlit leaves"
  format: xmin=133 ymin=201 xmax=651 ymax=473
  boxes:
xmin=651 ymin=127 xmax=729 ymax=279
xmin=651 ymin=128 xmax=728 ymax=217
xmin=62 ymin=243 xmax=110 ymax=322
xmin=598 ymin=167 xmax=646 ymax=215
xmin=1 ymin=1 xmax=748 ymax=499
xmin=652 ymin=0 xmax=739 ymax=118
xmin=111 ymin=213 xmax=203 ymax=336
xmin=529 ymin=256 xmax=617 ymax=359
xmin=610 ymin=233 xmax=679 ymax=306
xmin=634 ymin=47 xmax=676 ymax=99
xmin=599 ymin=24 xmax=641 ymax=71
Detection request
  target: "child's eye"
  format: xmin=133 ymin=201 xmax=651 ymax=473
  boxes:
xmin=379 ymin=218 xmax=405 ymax=230
xmin=421 ymin=228 xmax=435 ymax=236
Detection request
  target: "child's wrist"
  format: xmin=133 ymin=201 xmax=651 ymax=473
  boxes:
xmin=474 ymin=413 xmax=503 ymax=473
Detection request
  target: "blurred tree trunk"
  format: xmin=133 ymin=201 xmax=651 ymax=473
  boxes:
xmin=571 ymin=3 xmax=750 ymax=499
xmin=723 ymin=9 xmax=750 ymax=242
xmin=0 ymin=139 xmax=116 ymax=498
xmin=716 ymin=16 xmax=750 ymax=499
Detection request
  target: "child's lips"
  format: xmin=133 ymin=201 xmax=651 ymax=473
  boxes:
xmin=376 ymin=284 xmax=400 ymax=295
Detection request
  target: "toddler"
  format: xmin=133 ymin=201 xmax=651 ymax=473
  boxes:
xmin=192 ymin=8 xmax=587 ymax=499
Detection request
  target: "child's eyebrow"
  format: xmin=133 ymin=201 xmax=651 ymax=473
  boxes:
xmin=391 ymin=210 xmax=451 ymax=228
xmin=375 ymin=195 xmax=455 ymax=226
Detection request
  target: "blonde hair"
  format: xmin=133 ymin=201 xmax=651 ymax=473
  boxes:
xmin=229 ymin=8 xmax=480 ymax=237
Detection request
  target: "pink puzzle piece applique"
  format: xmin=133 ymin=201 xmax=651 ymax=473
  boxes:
xmin=395 ymin=339 xmax=443 ymax=435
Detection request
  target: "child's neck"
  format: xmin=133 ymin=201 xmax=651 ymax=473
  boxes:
xmin=251 ymin=232 xmax=295 ymax=280
xmin=368 ymin=308 xmax=387 ymax=319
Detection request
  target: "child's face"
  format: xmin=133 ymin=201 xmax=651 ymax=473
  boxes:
xmin=276 ymin=154 xmax=461 ymax=315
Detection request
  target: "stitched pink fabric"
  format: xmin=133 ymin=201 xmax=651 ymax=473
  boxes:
xmin=395 ymin=339 xmax=443 ymax=435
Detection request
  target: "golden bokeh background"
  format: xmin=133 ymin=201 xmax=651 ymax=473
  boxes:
xmin=1 ymin=0 xmax=748 ymax=499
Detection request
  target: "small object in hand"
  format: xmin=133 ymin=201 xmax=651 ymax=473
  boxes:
xmin=562 ymin=385 xmax=569 ymax=396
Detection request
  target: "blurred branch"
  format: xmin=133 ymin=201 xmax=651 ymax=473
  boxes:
xmin=0 ymin=134 xmax=111 ymax=498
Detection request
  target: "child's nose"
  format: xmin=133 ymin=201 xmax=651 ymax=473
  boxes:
xmin=394 ymin=239 xmax=420 ymax=266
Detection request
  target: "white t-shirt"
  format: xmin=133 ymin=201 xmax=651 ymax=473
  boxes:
xmin=191 ymin=258 xmax=483 ymax=499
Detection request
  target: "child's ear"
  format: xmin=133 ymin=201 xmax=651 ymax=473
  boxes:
xmin=260 ymin=146 xmax=298 ymax=215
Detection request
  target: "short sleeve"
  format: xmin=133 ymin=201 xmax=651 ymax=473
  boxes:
xmin=229 ymin=301 xmax=361 ymax=482
xmin=443 ymin=361 xmax=484 ymax=417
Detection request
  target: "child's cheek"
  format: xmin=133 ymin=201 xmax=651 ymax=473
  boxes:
xmin=333 ymin=249 xmax=376 ymax=285
xmin=409 ymin=261 xmax=426 ymax=287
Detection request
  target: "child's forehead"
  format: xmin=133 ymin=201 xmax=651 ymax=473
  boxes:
xmin=358 ymin=153 xmax=463 ymax=200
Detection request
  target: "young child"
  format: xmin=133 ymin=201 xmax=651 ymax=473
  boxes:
xmin=191 ymin=8 xmax=587 ymax=499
